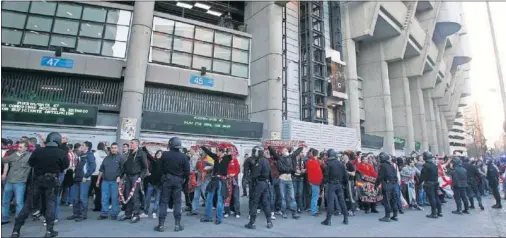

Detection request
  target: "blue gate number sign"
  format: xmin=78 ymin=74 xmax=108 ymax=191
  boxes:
xmin=190 ymin=75 xmax=214 ymax=87
xmin=41 ymin=56 xmax=74 ymax=69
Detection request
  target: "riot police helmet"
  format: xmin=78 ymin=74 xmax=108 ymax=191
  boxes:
xmin=252 ymin=146 xmax=264 ymax=158
xmin=45 ymin=132 xmax=62 ymax=146
xmin=327 ymin=149 xmax=337 ymax=158
xmin=378 ymin=152 xmax=390 ymax=162
xmin=168 ymin=137 xmax=182 ymax=149
xmin=422 ymin=151 xmax=434 ymax=161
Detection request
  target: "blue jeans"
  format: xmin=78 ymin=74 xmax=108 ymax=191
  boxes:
xmin=144 ymin=183 xmax=160 ymax=214
xmin=192 ymin=179 xmax=209 ymax=213
xmin=394 ymin=183 xmax=402 ymax=210
xmin=55 ymin=173 xmax=65 ymax=219
xmin=418 ymin=188 xmax=428 ymax=205
xmin=1 ymin=182 xmax=26 ymax=220
xmin=310 ymin=184 xmax=320 ymax=214
xmin=73 ymin=180 xmax=91 ymax=218
xmin=204 ymin=180 xmax=223 ymax=222
xmin=293 ymin=178 xmax=304 ymax=210
xmin=270 ymin=178 xmax=281 ymax=212
xmin=279 ymin=179 xmax=297 ymax=213
xmin=101 ymin=181 xmax=120 ymax=217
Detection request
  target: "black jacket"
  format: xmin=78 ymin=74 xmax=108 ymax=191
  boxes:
xmin=323 ymin=157 xmax=348 ymax=186
xmin=160 ymin=150 xmax=190 ymax=182
xmin=250 ymin=157 xmax=271 ymax=182
xmin=462 ymin=162 xmax=480 ymax=186
xmin=419 ymin=160 xmax=438 ymax=184
xmin=29 ymin=145 xmax=69 ymax=177
xmin=451 ymin=162 xmax=468 ymax=188
xmin=201 ymin=147 xmax=231 ymax=177
xmin=268 ymin=146 xmax=303 ymax=175
xmin=486 ymin=163 xmax=499 ymax=184
xmin=147 ymin=157 xmax=163 ymax=186
xmin=375 ymin=160 xmax=398 ymax=187
xmin=121 ymin=149 xmax=148 ymax=178
xmin=242 ymin=156 xmax=255 ymax=181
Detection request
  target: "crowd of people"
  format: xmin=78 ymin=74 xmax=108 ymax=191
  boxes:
xmin=1 ymin=133 xmax=506 ymax=237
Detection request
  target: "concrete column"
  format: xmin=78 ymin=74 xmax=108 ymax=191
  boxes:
xmin=410 ymin=78 xmax=429 ymax=151
xmin=116 ymin=2 xmax=155 ymax=144
xmin=245 ymin=2 xmax=283 ymax=139
xmin=441 ymin=113 xmax=451 ymax=155
xmin=423 ymin=90 xmax=439 ymax=153
xmin=433 ymin=103 xmax=445 ymax=155
xmin=402 ymin=77 xmax=416 ymax=154
xmin=342 ymin=3 xmax=361 ymax=147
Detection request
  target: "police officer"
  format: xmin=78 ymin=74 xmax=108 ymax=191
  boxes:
xmin=155 ymin=137 xmax=190 ymax=232
xmin=245 ymin=146 xmax=273 ymax=229
xmin=375 ymin=152 xmax=399 ymax=222
xmin=321 ymin=149 xmax=349 ymax=226
xmin=419 ymin=152 xmax=442 ymax=218
xmin=11 ymin=132 xmax=69 ymax=238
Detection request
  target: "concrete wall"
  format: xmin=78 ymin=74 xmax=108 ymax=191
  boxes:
xmin=285 ymin=1 xmax=301 ymax=120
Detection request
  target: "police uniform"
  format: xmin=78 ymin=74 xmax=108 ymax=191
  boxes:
xmin=245 ymin=146 xmax=273 ymax=229
xmin=321 ymin=149 xmax=349 ymax=226
xmin=375 ymin=152 xmax=399 ymax=222
xmin=155 ymin=137 xmax=190 ymax=232
xmin=12 ymin=132 xmax=69 ymax=238
xmin=419 ymin=152 xmax=442 ymax=218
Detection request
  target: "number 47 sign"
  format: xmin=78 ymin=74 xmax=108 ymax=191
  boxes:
xmin=41 ymin=56 xmax=74 ymax=69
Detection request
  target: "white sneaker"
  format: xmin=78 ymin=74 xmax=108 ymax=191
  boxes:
xmin=257 ymin=209 xmax=261 ymax=214
xmin=235 ymin=214 xmax=240 ymax=218
xmin=69 ymin=204 xmax=73 ymax=207
xmin=167 ymin=208 xmax=174 ymax=213
xmin=119 ymin=211 xmax=125 ymax=217
xmin=139 ymin=213 xmax=148 ymax=218
xmin=270 ymin=212 xmax=276 ymax=220
xmin=109 ymin=205 xmax=112 ymax=209
xmin=230 ymin=211 xmax=235 ymax=215
xmin=224 ymin=214 xmax=229 ymax=218
xmin=152 ymin=213 xmax=157 ymax=219
xmin=55 ymin=219 xmax=58 ymax=223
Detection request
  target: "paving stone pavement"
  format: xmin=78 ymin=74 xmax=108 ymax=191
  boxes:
xmin=1 ymin=195 xmax=505 ymax=237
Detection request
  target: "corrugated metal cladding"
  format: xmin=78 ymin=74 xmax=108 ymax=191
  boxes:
xmin=1 ymin=70 xmax=248 ymax=120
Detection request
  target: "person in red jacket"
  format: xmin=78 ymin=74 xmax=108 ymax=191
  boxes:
xmin=306 ymin=149 xmax=323 ymax=216
xmin=224 ymin=153 xmax=241 ymax=218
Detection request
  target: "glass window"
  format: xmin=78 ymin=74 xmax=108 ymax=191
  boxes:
xmin=213 ymin=45 xmax=231 ymax=60
xmin=29 ymin=1 xmax=57 ymax=16
xmin=213 ymin=60 xmax=230 ymax=74
xmin=215 ymin=32 xmax=231 ymax=46
xmin=82 ymin=6 xmax=107 ymax=22
xmin=232 ymin=49 xmax=248 ymax=64
xmin=195 ymin=27 xmax=213 ymax=42
xmin=104 ymin=25 xmax=129 ymax=41
xmin=153 ymin=17 xmax=174 ymax=34
xmin=173 ymin=37 xmax=193 ymax=53
xmin=79 ymin=22 xmax=104 ymax=38
xmin=26 ymin=16 xmax=53 ymax=32
xmin=53 ymin=19 xmax=79 ymax=35
xmin=56 ymin=3 xmax=82 ymax=19
xmin=1 ymin=29 xmax=23 ymax=45
xmin=233 ymin=36 xmax=249 ymax=50
xmin=102 ymin=41 xmax=126 ymax=58
xmin=50 ymin=35 xmax=76 ymax=48
xmin=77 ymin=38 xmax=101 ymax=54
xmin=2 ymin=2 xmax=30 ymax=12
xmin=152 ymin=32 xmax=172 ymax=49
xmin=106 ymin=9 xmax=131 ymax=26
xmin=192 ymin=56 xmax=211 ymax=70
xmin=150 ymin=48 xmax=171 ymax=64
xmin=193 ymin=41 xmax=212 ymax=57
xmin=232 ymin=63 xmax=248 ymax=78
xmin=23 ymin=31 xmax=50 ymax=46
xmin=1 ymin=11 xmax=27 ymax=29
xmin=174 ymin=22 xmax=194 ymax=38
xmin=172 ymin=52 xmax=191 ymax=67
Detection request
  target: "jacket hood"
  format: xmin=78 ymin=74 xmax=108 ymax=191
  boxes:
xmin=46 ymin=142 xmax=58 ymax=147
xmin=95 ymin=150 xmax=108 ymax=158
xmin=328 ymin=156 xmax=338 ymax=161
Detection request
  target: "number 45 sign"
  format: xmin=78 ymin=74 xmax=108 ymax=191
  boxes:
xmin=189 ymin=75 xmax=214 ymax=87
xmin=41 ymin=56 xmax=74 ymax=69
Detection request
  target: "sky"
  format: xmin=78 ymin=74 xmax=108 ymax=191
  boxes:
xmin=463 ymin=2 xmax=506 ymax=147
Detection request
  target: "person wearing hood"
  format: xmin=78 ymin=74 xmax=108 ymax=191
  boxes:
xmin=11 ymin=132 xmax=69 ymax=238
xmin=375 ymin=152 xmax=399 ymax=222
xmin=450 ymin=158 xmax=470 ymax=214
xmin=91 ymin=142 xmax=108 ymax=212
xmin=461 ymin=157 xmax=484 ymax=210
xmin=419 ymin=152 xmax=442 ymax=218
xmin=321 ymin=149 xmax=348 ymax=226
xmin=486 ymin=159 xmax=502 ymax=209
xmin=267 ymin=146 xmax=303 ymax=220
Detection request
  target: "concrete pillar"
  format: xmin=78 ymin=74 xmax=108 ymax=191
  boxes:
xmin=116 ymin=2 xmax=155 ymax=144
xmin=441 ymin=113 xmax=451 ymax=154
xmin=358 ymin=43 xmax=394 ymax=154
xmin=402 ymin=77 xmax=416 ymax=154
xmin=434 ymin=103 xmax=445 ymax=155
xmin=245 ymin=2 xmax=283 ymax=139
xmin=410 ymin=78 xmax=429 ymax=151
xmin=342 ymin=3 xmax=361 ymax=148
xmin=423 ymin=90 xmax=439 ymax=153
